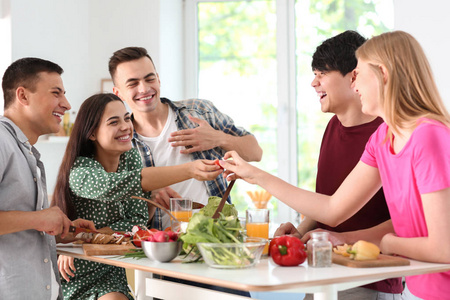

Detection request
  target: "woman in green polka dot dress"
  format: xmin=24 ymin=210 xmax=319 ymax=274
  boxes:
xmin=52 ymin=93 xmax=222 ymax=300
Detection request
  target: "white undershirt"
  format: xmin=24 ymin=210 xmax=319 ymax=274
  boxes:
xmin=50 ymin=260 xmax=59 ymax=300
xmin=137 ymin=108 xmax=210 ymax=227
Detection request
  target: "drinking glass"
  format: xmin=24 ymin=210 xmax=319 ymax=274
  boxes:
xmin=246 ymin=208 xmax=269 ymax=255
xmin=170 ymin=198 xmax=193 ymax=232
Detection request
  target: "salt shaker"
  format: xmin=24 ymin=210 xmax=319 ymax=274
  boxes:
xmin=307 ymin=231 xmax=332 ymax=267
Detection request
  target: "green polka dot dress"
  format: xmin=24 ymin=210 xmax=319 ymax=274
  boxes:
xmin=62 ymin=148 xmax=149 ymax=300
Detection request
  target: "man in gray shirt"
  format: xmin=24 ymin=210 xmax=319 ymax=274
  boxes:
xmin=0 ymin=58 xmax=93 ymax=299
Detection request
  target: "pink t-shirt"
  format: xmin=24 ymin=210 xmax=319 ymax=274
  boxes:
xmin=361 ymin=118 xmax=450 ymax=300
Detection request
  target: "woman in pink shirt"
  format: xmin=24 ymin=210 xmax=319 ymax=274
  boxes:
xmin=221 ymin=31 xmax=450 ymax=300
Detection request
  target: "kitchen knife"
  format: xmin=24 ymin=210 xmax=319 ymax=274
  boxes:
xmin=69 ymin=225 xmax=97 ymax=234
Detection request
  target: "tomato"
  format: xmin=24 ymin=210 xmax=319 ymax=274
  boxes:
xmin=132 ymin=229 xmax=152 ymax=248
xmin=133 ymin=228 xmax=178 ymax=244
xmin=214 ymin=159 xmax=224 ymax=169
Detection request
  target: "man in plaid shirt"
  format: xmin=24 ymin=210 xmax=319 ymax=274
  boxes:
xmin=109 ymin=47 xmax=262 ymax=230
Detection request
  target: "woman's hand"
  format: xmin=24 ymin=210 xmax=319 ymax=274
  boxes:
xmin=72 ymin=218 xmax=96 ymax=231
xmin=188 ymin=159 xmax=223 ymax=181
xmin=219 ymin=151 xmax=260 ymax=184
xmin=58 ymin=255 xmax=76 ymax=282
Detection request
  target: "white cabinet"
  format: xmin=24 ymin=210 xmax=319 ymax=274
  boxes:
xmin=34 ymin=137 xmax=69 ymax=198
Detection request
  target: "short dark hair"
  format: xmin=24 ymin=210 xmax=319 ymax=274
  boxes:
xmin=108 ymin=47 xmax=155 ymax=83
xmin=2 ymin=57 xmax=63 ymax=109
xmin=312 ymin=30 xmax=366 ymax=76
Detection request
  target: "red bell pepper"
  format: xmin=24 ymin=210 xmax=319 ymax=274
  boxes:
xmin=269 ymin=235 xmax=307 ymax=266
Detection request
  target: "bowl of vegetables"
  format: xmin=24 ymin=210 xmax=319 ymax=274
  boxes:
xmin=140 ymin=230 xmax=182 ymax=262
xmin=197 ymin=237 xmax=267 ymax=269
xmin=142 ymin=239 xmax=183 ymax=262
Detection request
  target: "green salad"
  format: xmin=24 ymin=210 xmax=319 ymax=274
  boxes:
xmin=180 ymin=196 xmax=248 ymax=265
xmin=196 ymin=196 xmax=238 ymax=218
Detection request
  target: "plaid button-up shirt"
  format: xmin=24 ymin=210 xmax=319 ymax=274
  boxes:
xmin=132 ymin=98 xmax=252 ymax=230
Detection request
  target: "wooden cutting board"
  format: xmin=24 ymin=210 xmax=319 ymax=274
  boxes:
xmin=332 ymin=252 xmax=410 ymax=268
xmin=83 ymin=243 xmax=136 ymax=256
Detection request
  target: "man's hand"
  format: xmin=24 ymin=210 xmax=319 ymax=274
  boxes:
xmin=151 ymin=187 xmax=182 ymax=210
xmin=274 ymin=222 xmax=302 ymax=239
xmin=168 ymin=115 xmax=224 ymax=154
xmin=35 ymin=206 xmax=73 ymax=238
xmin=301 ymin=228 xmax=347 ymax=246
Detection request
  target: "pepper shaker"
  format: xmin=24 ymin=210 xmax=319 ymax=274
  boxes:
xmin=307 ymin=231 xmax=332 ymax=267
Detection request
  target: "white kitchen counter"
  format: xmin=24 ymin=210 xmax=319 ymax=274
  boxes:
xmin=57 ymin=243 xmax=450 ymax=300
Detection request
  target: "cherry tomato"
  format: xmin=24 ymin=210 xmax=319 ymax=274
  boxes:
xmin=214 ymin=159 xmax=224 ymax=169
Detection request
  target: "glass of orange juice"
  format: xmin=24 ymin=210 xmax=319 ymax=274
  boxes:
xmin=170 ymin=198 xmax=193 ymax=232
xmin=246 ymin=208 xmax=269 ymax=255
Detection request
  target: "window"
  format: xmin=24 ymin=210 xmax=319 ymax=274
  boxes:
xmin=185 ymin=0 xmax=284 ymax=222
xmin=185 ymin=0 xmax=393 ymax=224
xmin=295 ymin=0 xmax=394 ymax=194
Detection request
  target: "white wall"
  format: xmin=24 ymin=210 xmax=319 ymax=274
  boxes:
xmin=9 ymin=0 xmax=91 ymax=112
xmin=394 ymin=0 xmax=450 ymax=109
xmin=0 ymin=0 xmax=11 ymax=109
xmin=1 ymin=0 xmax=184 ymax=114
xmin=1 ymin=0 xmax=184 ymax=193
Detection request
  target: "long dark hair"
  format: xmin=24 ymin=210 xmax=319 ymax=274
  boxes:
xmin=52 ymin=93 xmax=124 ymax=219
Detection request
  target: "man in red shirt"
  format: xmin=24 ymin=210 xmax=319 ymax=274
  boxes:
xmin=275 ymin=31 xmax=403 ymax=299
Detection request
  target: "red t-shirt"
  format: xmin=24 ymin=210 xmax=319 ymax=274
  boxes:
xmin=315 ymin=115 xmax=402 ymax=293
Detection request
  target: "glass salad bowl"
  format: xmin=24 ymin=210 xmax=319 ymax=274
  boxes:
xmin=197 ymin=237 xmax=267 ymax=269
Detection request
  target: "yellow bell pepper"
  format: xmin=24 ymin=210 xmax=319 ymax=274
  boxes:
xmin=347 ymin=240 xmax=380 ymax=260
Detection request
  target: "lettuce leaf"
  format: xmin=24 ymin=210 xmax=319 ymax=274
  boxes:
xmin=197 ymin=196 xmax=238 ymax=217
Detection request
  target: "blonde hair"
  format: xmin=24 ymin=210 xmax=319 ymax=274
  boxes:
xmin=356 ymin=31 xmax=450 ymax=137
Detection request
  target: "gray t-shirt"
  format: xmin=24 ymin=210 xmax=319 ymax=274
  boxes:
xmin=0 ymin=116 xmax=62 ymax=299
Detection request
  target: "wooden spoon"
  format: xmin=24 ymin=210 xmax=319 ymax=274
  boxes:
xmin=211 ymin=180 xmax=236 ymax=219
xmin=131 ymin=196 xmax=180 ymax=223
xmin=192 ymin=202 xmax=205 ymax=209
